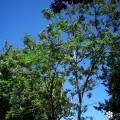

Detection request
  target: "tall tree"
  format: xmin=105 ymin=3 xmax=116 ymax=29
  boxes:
xmin=43 ymin=0 xmax=120 ymax=119
xmin=42 ymin=1 xmax=103 ymax=120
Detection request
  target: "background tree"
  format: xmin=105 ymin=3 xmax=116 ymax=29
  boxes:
xmin=90 ymin=0 xmax=120 ymax=119
xmin=95 ymin=38 xmax=120 ymax=120
xmin=106 ymin=42 xmax=120 ymax=120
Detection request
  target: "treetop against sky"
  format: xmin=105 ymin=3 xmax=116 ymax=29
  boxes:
xmin=0 ymin=0 xmax=120 ymax=120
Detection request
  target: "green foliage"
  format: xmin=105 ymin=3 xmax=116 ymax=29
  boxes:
xmin=45 ymin=0 xmax=120 ymax=119
xmin=1 ymin=0 xmax=120 ymax=120
xmin=42 ymin=9 xmax=54 ymax=20
xmin=98 ymin=39 xmax=120 ymax=120
xmin=0 ymin=39 xmax=71 ymax=120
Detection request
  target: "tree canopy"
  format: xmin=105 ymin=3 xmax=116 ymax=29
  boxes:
xmin=0 ymin=0 xmax=120 ymax=120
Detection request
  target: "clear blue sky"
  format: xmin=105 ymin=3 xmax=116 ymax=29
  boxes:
xmin=0 ymin=0 xmax=51 ymax=49
xmin=0 ymin=0 xmax=109 ymax=120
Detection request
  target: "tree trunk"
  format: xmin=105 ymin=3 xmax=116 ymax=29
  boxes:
xmin=74 ymin=48 xmax=82 ymax=120
xmin=77 ymin=93 xmax=82 ymax=120
xmin=75 ymin=67 xmax=82 ymax=120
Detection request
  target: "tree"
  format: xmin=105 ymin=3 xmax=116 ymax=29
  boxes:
xmin=88 ymin=0 xmax=120 ymax=119
xmin=106 ymin=49 xmax=120 ymax=120
xmin=0 ymin=36 xmax=71 ymax=120
xmin=95 ymin=38 xmax=120 ymax=120
xmin=1 ymin=0 xmax=120 ymax=120
xmin=42 ymin=1 xmax=101 ymax=120
xmin=43 ymin=0 xmax=120 ymax=119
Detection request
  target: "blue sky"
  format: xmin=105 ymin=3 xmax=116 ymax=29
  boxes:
xmin=0 ymin=0 xmax=109 ymax=120
xmin=0 ymin=0 xmax=52 ymax=49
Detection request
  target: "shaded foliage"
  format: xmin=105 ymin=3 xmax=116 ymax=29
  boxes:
xmin=51 ymin=0 xmax=93 ymax=13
